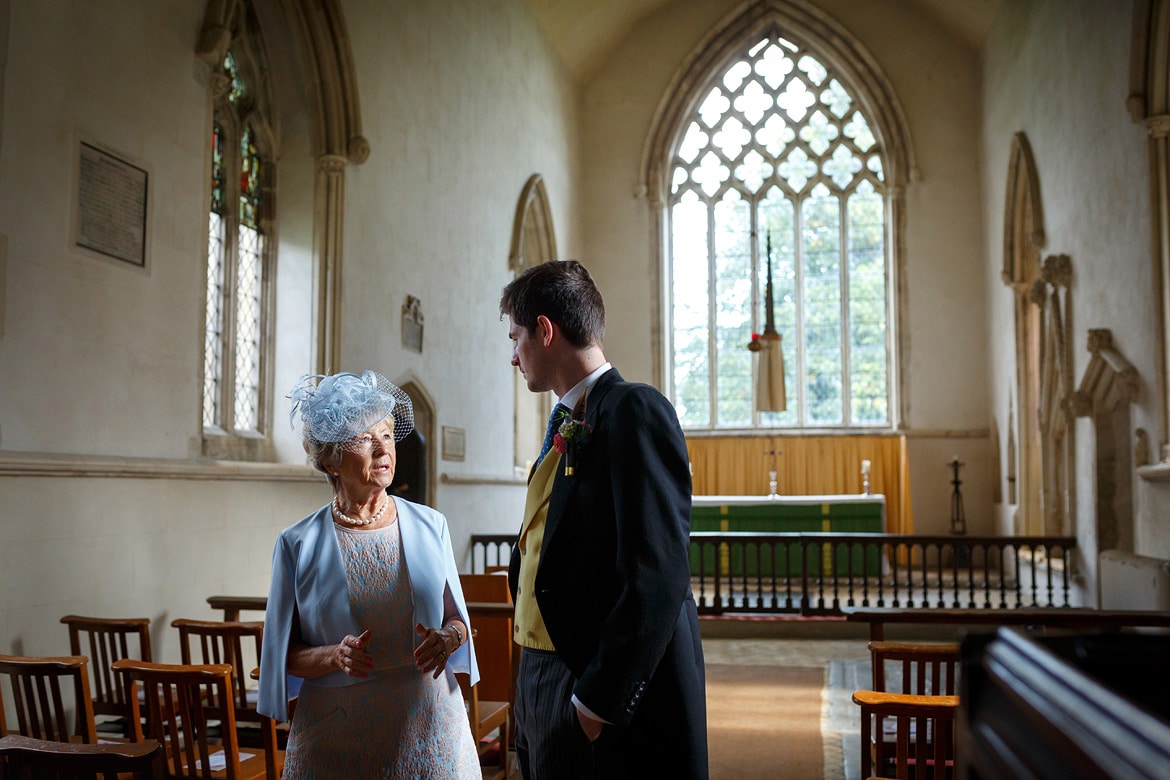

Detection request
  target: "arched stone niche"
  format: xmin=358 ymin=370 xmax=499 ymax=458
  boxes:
xmin=508 ymin=175 xmax=558 ymax=473
xmin=1072 ymin=329 xmax=1140 ymax=553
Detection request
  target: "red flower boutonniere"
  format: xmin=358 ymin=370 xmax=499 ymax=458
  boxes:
xmin=552 ymin=410 xmax=592 ymax=477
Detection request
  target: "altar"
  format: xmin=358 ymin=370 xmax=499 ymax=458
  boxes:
xmin=690 ymin=494 xmax=886 ymax=576
xmin=691 ymin=493 xmax=886 ymax=533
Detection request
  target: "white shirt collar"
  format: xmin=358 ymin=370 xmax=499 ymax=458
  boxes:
xmin=559 ymin=362 xmax=611 ymax=413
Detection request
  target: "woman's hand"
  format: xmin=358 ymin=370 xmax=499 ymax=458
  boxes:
xmin=333 ymin=629 xmax=373 ymax=678
xmin=413 ymin=623 xmax=456 ymax=679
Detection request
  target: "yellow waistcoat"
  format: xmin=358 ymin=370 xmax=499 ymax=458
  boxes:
xmin=514 ymin=451 xmax=559 ymax=650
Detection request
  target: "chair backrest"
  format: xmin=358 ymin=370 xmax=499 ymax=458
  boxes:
xmin=0 ymin=733 xmax=163 ymax=780
xmin=853 ymin=690 xmax=958 ymax=780
xmin=113 ymin=659 xmax=245 ymax=780
xmin=171 ymin=619 xmax=263 ymax=722
xmin=459 ymin=573 xmax=513 ymax=704
xmin=205 ymin=596 xmax=268 ymax=623
xmin=868 ymin=641 xmax=960 ymax=696
xmin=0 ymin=654 xmax=96 ymax=744
xmin=60 ymin=615 xmax=152 ymax=723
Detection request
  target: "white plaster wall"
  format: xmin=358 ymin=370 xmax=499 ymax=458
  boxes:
xmin=0 ymin=1 xmax=209 ymax=459
xmin=580 ymin=0 xmax=991 ymax=532
xmin=0 ymin=474 xmax=329 ymax=660
xmin=338 ymin=0 xmax=580 ymax=547
xmin=981 ymin=0 xmax=1159 ymax=590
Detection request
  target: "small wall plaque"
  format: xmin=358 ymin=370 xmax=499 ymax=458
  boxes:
xmin=74 ymin=141 xmax=149 ymax=267
xmin=442 ymin=426 xmax=465 ymax=461
xmin=402 ymin=295 xmax=424 ymax=353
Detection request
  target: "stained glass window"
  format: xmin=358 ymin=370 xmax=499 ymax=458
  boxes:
xmin=669 ymin=34 xmax=890 ymax=429
xmin=203 ymin=41 xmax=271 ymax=440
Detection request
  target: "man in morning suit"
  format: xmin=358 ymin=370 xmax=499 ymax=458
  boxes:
xmin=499 ymin=260 xmax=708 ymax=779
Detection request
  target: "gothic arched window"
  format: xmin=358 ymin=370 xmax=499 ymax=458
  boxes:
xmin=667 ymin=33 xmax=891 ymax=430
xmin=203 ymin=7 xmax=276 ymax=458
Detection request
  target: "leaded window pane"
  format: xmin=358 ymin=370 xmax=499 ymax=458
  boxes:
xmin=240 ymin=125 xmax=260 ymax=229
xmin=803 ymin=184 xmax=842 ymax=425
xmin=224 ymin=50 xmax=245 ymax=104
xmin=714 ymin=192 xmax=752 ymax=427
xmin=672 ymin=194 xmax=710 ymax=427
xmin=203 ymin=211 xmax=226 ymax=428
xmin=234 ymin=223 xmax=262 ymax=431
xmin=848 ymin=183 xmax=887 ymax=423
xmin=211 ymin=122 xmax=225 ymax=215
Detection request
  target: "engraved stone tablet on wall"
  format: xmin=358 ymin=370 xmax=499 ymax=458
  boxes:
xmin=74 ymin=142 xmax=149 ymax=267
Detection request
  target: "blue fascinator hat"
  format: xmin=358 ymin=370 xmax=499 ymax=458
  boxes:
xmin=288 ymin=370 xmax=415 ymax=447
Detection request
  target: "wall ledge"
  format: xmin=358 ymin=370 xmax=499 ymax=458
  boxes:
xmin=1138 ymin=461 xmax=1170 ymax=482
xmin=0 ymin=450 xmax=319 ymax=482
xmin=440 ymin=472 xmax=525 ymax=487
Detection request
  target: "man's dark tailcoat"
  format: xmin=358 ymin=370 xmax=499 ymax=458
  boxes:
xmin=510 ymin=368 xmax=709 ymax=778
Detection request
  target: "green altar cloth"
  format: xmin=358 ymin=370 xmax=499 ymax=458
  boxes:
xmin=690 ymin=494 xmax=885 ymax=575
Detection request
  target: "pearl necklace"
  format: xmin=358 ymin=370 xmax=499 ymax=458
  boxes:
xmin=332 ymin=495 xmax=389 ymax=526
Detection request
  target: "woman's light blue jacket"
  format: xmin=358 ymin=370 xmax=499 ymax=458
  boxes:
xmin=258 ymin=499 xmax=478 ymax=721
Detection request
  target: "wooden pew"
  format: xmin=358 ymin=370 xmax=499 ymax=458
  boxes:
xmin=841 ymin=606 xmax=1170 ymax=641
xmin=0 ymin=734 xmax=164 ymax=779
xmin=959 ymin=628 xmax=1170 ymax=779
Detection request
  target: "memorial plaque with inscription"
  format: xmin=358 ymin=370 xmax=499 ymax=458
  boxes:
xmin=76 ymin=142 xmax=148 ymax=267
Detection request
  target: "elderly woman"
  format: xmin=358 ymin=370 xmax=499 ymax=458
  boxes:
xmin=259 ymin=370 xmax=481 ymax=778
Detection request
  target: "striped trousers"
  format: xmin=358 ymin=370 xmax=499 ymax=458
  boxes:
xmin=514 ymin=648 xmax=625 ymax=780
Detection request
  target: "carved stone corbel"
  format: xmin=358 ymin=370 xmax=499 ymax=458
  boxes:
xmin=1041 ymin=253 xmax=1072 ymax=287
xmin=1074 ymin=328 xmax=1140 ymax=417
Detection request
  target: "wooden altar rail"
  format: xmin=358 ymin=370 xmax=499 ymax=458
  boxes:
xmin=470 ymin=533 xmax=1079 ymax=616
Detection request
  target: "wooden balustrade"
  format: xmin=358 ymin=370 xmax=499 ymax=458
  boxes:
xmin=470 ymin=535 xmax=515 ymax=574
xmin=690 ymin=532 xmax=1078 ymax=615
xmin=470 ymin=532 xmax=1079 ymax=616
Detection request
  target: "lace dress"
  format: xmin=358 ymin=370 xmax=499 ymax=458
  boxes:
xmin=282 ymin=520 xmax=481 ymax=779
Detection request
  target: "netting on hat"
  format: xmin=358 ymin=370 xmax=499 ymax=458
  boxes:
xmin=288 ymin=370 xmax=415 ymax=448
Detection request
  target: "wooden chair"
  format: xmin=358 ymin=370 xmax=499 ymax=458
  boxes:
xmin=852 ymin=690 xmax=958 ymax=780
xmin=459 ymin=574 xmax=515 ymax=705
xmin=869 ymin=641 xmax=960 ymax=696
xmin=866 ymin=641 xmax=959 ymax=777
xmin=205 ymin=596 xmax=267 ymax=623
xmin=456 ymin=670 xmax=509 ymax=780
xmin=60 ymin=614 xmax=152 ymax=736
xmin=0 ymin=655 xmax=96 ymax=744
xmin=113 ymin=659 xmax=280 ymax=780
xmin=170 ymin=619 xmax=276 ymax=757
xmin=0 ymin=733 xmax=163 ymax=779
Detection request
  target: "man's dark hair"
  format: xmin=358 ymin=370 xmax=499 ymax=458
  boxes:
xmin=500 ymin=260 xmax=605 ymax=348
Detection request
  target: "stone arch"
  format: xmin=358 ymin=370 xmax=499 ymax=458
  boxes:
xmin=508 ymin=175 xmax=558 ymax=473
xmin=509 ymin=174 xmax=558 ymax=272
xmin=1002 ymin=132 xmax=1046 ymax=534
xmin=395 ymin=374 xmax=437 ymax=507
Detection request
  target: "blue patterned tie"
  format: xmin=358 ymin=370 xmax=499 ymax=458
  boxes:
xmin=536 ymin=403 xmax=570 ymax=467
